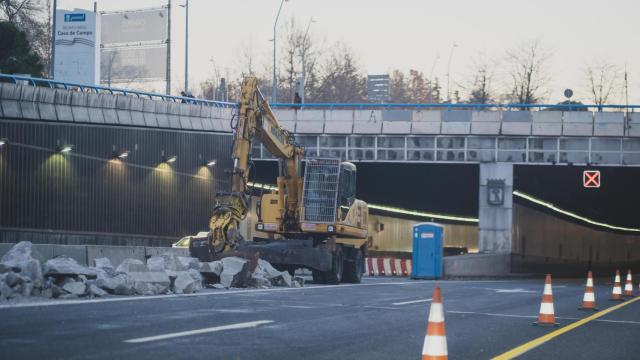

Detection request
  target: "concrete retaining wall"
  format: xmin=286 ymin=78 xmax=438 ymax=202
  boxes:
xmin=0 ymin=243 xmax=189 ymax=267
xmin=512 ymin=203 xmax=640 ymax=275
xmin=0 ymin=83 xmax=233 ymax=132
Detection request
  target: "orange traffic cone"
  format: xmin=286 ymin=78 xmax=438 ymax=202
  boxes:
xmin=533 ymin=274 xmax=559 ymax=326
xmin=422 ymin=287 xmax=448 ymax=360
xmin=579 ymin=271 xmax=598 ymax=311
xmin=623 ymin=270 xmax=634 ymax=297
xmin=610 ymin=270 xmax=624 ymax=301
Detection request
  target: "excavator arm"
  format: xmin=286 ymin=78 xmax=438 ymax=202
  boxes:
xmin=192 ymin=76 xmax=304 ymax=260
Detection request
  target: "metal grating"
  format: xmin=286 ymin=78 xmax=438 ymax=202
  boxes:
xmin=302 ymin=158 xmax=340 ymax=223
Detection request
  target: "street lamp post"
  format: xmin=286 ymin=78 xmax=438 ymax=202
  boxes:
xmin=182 ymin=0 xmax=189 ymax=93
xmin=299 ymin=17 xmax=314 ymax=104
xmin=51 ymin=0 xmax=58 ymax=79
xmin=446 ymin=43 xmax=458 ymax=103
xmin=272 ymin=0 xmax=288 ymax=103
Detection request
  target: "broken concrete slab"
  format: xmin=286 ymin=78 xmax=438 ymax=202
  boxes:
xmin=219 ymin=257 xmax=252 ymax=288
xmin=128 ymin=271 xmax=171 ymax=295
xmin=116 ymin=258 xmax=148 ymax=273
xmin=87 ymin=282 xmax=107 ymax=297
xmin=146 ymin=256 xmax=166 ymax=272
xmin=177 ymin=256 xmax=200 ymax=271
xmin=160 ymin=253 xmax=185 ymax=271
xmin=93 ymin=257 xmax=114 ymax=270
xmin=44 ymin=256 xmax=96 ymax=279
xmin=173 ymin=271 xmax=199 ymax=294
xmin=95 ymin=268 xmax=135 ymax=295
xmin=62 ymin=280 xmax=86 ymax=296
xmin=0 ymin=241 xmax=44 ymax=288
xmin=256 ymin=259 xmax=293 ymax=287
xmin=199 ymin=261 xmax=223 ymax=276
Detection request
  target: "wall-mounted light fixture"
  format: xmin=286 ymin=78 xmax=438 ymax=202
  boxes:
xmin=57 ymin=144 xmax=73 ymax=153
xmin=206 ymin=159 xmax=216 ymax=167
xmin=164 ymin=155 xmax=177 ymax=163
xmin=114 ymin=150 xmax=130 ymax=160
xmin=0 ymin=138 xmax=7 ymax=147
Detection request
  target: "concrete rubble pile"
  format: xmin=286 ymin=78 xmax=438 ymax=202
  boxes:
xmin=0 ymin=241 xmax=44 ymax=299
xmin=0 ymin=242 xmax=303 ymax=302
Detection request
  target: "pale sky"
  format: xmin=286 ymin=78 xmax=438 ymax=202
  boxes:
xmin=59 ymin=0 xmax=640 ymax=103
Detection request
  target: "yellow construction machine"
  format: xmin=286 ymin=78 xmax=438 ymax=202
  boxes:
xmin=189 ymin=76 xmax=369 ymax=283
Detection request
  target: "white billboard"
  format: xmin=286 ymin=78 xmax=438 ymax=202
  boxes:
xmin=53 ymin=9 xmax=101 ymax=85
xmin=101 ymin=9 xmax=168 ymax=44
xmin=101 ymin=46 xmax=167 ymax=83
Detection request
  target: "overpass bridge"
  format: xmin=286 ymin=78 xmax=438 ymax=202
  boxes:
xmin=0 ymin=74 xmax=639 ymax=276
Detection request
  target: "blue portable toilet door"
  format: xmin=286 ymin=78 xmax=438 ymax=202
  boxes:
xmin=412 ymin=223 xmax=443 ymax=279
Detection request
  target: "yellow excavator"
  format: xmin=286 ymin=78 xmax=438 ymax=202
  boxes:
xmin=189 ymin=76 xmax=369 ymax=284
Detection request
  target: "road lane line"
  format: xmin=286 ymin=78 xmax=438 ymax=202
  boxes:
xmin=392 ymin=298 xmax=432 ymax=306
xmin=492 ymin=296 xmax=640 ymax=359
xmin=448 ymin=310 xmax=640 ymax=325
xmin=124 ymin=320 xmax=274 ymax=343
xmin=0 ymin=281 xmax=417 ymax=309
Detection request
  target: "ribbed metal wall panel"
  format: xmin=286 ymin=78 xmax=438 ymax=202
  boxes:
xmin=0 ymin=120 xmax=233 ymax=238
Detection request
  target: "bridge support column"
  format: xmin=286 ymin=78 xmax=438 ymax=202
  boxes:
xmin=478 ymin=163 xmax=513 ymax=253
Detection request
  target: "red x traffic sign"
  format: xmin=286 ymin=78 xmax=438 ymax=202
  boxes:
xmin=583 ymin=170 xmax=600 ymax=188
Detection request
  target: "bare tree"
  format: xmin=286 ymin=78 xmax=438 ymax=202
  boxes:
xmin=465 ymin=60 xmax=495 ymax=104
xmin=389 ymin=69 xmax=409 ymax=103
xmin=0 ymin=0 xmax=42 ymax=23
xmin=584 ymin=60 xmax=620 ymax=106
xmin=1 ymin=0 xmax=50 ymax=73
xmin=315 ymin=44 xmax=366 ymax=103
xmin=505 ymin=40 xmax=550 ymax=105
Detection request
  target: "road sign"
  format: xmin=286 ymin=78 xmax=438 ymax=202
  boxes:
xmin=583 ymin=170 xmax=600 ymax=188
xmin=564 ymin=88 xmax=573 ymax=99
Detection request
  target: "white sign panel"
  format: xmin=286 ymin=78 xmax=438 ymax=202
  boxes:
xmin=53 ymin=9 xmax=101 ymax=85
xmin=101 ymin=9 xmax=168 ymax=44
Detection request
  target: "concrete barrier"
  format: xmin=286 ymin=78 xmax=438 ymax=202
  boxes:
xmin=0 ymin=243 xmax=189 ymax=269
xmin=86 ymin=245 xmax=146 ymax=268
xmin=563 ymin=111 xmax=593 ymax=136
xmin=36 ymin=88 xmax=57 ymax=121
xmin=145 ymin=247 xmax=189 ymax=258
xmin=382 ymin=121 xmax=411 ymax=134
xmin=411 ymin=121 xmax=441 ymax=134
xmin=324 ymin=121 xmax=352 ymax=134
xmin=443 ymin=253 xmax=511 ymax=277
xmin=532 ymin=111 xmax=562 ymax=136
xmin=471 ymin=121 xmax=501 ymax=135
xmin=18 ymin=85 xmax=40 ymax=120
xmin=594 ymin=112 xmax=624 ymax=137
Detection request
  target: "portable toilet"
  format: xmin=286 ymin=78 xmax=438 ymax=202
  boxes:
xmin=412 ymin=222 xmax=443 ymax=279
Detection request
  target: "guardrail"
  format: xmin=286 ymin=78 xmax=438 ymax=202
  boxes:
xmin=0 ymin=73 xmax=237 ymax=108
xmin=3 ymin=73 xmax=640 ymax=112
xmin=270 ymin=102 xmax=640 ymax=112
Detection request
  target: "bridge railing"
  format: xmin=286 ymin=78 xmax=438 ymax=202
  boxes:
xmin=0 ymin=73 xmax=237 ymax=108
xmin=270 ymin=102 xmax=640 ymax=112
xmin=3 ymin=73 xmax=640 ymax=112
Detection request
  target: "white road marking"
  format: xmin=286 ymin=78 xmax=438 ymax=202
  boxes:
xmin=0 ymin=279 xmax=532 ymax=310
xmin=392 ymin=298 xmax=432 ymax=306
xmin=448 ymin=310 xmax=536 ymax=319
xmin=124 ymin=320 xmax=274 ymax=343
xmin=0 ymin=281 xmax=416 ymax=309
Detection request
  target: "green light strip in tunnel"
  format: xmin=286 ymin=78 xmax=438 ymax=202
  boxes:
xmin=513 ymin=190 xmax=640 ymax=233
xmin=248 ymin=182 xmax=640 ymax=231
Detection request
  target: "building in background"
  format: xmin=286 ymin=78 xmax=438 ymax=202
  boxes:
xmin=53 ymin=9 xmax=101 ymax=85
xmin=367 ymin=74 xmax=390 ymax=103
xmin=100 ymin=7 xmax=168 ymax=90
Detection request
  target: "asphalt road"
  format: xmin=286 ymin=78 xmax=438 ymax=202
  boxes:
xmin=0 ymin=276 xmax=638 ymax=359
